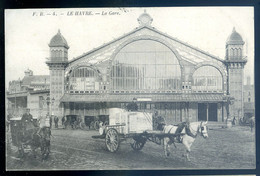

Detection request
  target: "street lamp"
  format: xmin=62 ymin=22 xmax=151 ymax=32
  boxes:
xmin=43 ymin=94 xmax=55 ymax=115
xmin=223 ymin=95 xmax=235 ymax=127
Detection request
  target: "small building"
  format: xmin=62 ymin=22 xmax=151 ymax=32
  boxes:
xmin=6 ymin=69 xmax=50 ymax=117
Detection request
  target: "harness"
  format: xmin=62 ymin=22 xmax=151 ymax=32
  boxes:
xmin=186 ymin=121 xmax=203 ymax=138
xmin=167 ymin=122 xmax=202 ymax=143
xmin=185 ymin=124 xmax=197 ymax=138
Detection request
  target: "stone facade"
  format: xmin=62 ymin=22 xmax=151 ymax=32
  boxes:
xmin=6 ymin=69 xmax=50 ymax=117
xmin=46 ymin=12 xmax=247 ymax=122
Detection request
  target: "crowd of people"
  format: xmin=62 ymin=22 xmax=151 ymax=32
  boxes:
xmin=6 ymin=98 xmax=255 ymax=134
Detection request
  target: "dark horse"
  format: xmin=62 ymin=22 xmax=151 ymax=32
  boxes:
xmin=16 ymin=121 xmax=51 ymax=160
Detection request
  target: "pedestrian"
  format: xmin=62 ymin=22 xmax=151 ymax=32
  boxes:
xmin=250 ymin=117 xmax=255 ymax=132
xmin=54 ymin=116 xmax=59 ymax=128
xmin=50 ymin=113 xmax=53 ymax=129
xmin=232 ymin=116 xmax=237 ymax=126
xmin=37 ymin=112 xmax=51 ymax=135
xmin=62 ymin=116 xmax=65 ymax=128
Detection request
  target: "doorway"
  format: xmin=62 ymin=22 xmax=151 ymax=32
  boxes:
xmin=198 ymin=103 xmax=218 ymax=121
xmin=208 ymin=103 xmax=218 ymax=121
xmin=198 ymin=103 xmax=207 ymax=121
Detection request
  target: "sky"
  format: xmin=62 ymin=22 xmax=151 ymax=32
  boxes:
xmin=5 ymin=7 xmax=254 ymax=86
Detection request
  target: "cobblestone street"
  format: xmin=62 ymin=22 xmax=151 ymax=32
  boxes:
xmin=6 ymin=125 xmax=255 ymax=170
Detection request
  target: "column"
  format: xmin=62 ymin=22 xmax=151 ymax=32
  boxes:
xmin=222 ymin=102 xmax=224 ymax=122
xmin=206 ymin=103 xmax=209 ymax=121
xmin=187 ymin=102 xmax=190 ymax=120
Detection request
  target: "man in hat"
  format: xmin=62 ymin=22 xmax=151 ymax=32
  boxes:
xmin=126 ymin=98 xmax=138 ymax=111
xmin=21 ymin=108 xmax=34 ymax=129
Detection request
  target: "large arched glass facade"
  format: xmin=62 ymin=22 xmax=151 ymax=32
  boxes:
xmin=192 ymin=66 xmax=223 ymax=91
xmin=66 ymin=67 xmax=100 ymax=92
xmin=111 ymin=40 xmax=182 ymax=91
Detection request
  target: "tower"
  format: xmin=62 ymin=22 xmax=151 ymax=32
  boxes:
xmin=224 ymin=27 xmax=247 ymax=119
xmin=46 ymin=30 xmax=69 ymax=117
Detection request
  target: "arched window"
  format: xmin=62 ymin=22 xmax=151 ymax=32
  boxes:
xmin=55 ymin=50 xmax=58 ymax=58
xmin=67 ymin=67 xmax=100 ymax=92
xmin=111 ymin=40 xmax=182 ymax=91
xmin=59 ymin=50 xmax=62 ymax=58
xmin=192 ymin=66 xmax=223 ymax=91
xmin=230 ymin=48 xmax=234 ymax=58
xmin=238 ymin=48 xmax=242 ymax=59
xmin=234 ymin=48 xmax=238 ymax=58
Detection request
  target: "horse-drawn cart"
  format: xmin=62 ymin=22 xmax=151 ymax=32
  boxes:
xmin=92 ymin=108 xmax=176 ymax=153
xmin=9 ymin=117 xmax=51 ymax=160
xmin=92 ymin=108 xmax=209 ymax=161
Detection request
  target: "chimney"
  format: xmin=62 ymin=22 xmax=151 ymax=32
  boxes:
xmin=25 ymin=68 xmax=33 ymax=76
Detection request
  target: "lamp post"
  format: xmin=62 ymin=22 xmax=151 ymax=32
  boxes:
xmin=224 ymin=95 xmax=235 ymax=127
xmin=43 ymin=93 xmax=55 ymax=115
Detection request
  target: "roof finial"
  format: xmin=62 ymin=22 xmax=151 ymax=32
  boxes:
xmin=137 ymin=10 xmax=153 ymax=26
xmin=58 ymin=29 xmax=61 ymax=34
xmin=232 ymin=27 xmax=236 ymax=32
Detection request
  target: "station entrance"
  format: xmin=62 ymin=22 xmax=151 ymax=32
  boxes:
xmin=198 ymin=103 xmax=218 ymax=121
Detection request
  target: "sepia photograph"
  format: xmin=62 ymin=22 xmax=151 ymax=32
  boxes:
xmin=5 ymin=7 xmax=255 ymax=170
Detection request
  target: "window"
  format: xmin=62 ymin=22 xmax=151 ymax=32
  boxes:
xmin=67 ymin=67 xmax=99 ymax=92
xmin=111 ymin=40 xmax=181 ymax=91
xmin=248 ymin=98 xmax=251 ymax=102
xmin=192 ymin=66 xmax=223 ymax=91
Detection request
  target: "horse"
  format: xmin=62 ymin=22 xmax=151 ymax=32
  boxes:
xmin=16 ymin=121 xmax=51 ymax=160
xmin=162 ymin=121 xmax=208 ymax=161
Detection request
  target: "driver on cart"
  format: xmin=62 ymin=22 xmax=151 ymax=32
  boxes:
xmin=21 ymin=108 xmax=34 ymax=127
xmin=21 ymin=108 xmax=34 ymax=131
xmin=21 ymin=108 xmax=36 ymax=143
xmin=126 ymin=98 xmax=138 ymax=111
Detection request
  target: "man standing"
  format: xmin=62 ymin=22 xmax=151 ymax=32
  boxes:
xmin=37 ymin=112 xmax=51 ymax=135
xmin=54 ymin=115 xmax=59 ymax=128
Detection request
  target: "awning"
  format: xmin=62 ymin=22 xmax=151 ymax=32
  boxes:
xmin=60 ymin=93 xmax=227 ymax=103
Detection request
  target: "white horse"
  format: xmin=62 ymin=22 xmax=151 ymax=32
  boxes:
xmin=162 ymin=121 xmax=208 ymax=161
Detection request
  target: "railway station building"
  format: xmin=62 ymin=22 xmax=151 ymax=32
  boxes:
xmin=46 ymin=11 xmax=247 ymax=124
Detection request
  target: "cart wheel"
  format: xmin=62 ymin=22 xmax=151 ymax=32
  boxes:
xmin=94 ymin=121 xmax=100 ymax=131
xmin=105 ymin=128 xmax=120 ymax=152
xmin=79 ymin=122 xmax=86 ymax=130
xmin=131 ymin=140 xmax=145 ymax=151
